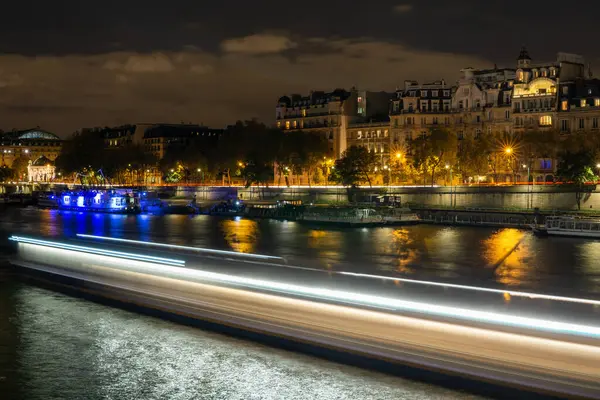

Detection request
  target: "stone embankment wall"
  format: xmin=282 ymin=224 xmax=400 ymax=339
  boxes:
xmin=175 ymin=185 xmax=600 ymax=211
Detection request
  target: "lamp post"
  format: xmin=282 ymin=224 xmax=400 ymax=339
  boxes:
xmin=523 ymin=164 xmax=530 ymax=209
xmin=383 ymin=165 xmax=390 ymax=187
xmin=445 ymin=164 xmax=453 ymax=207
xmin=505 ymin=147 xmax=514 ymax=184
xmin=395 ymin=152 xmax=402 ymax=185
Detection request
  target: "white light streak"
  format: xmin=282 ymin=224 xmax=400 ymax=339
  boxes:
xmin=9 ymin=236 xmax=185 ymax=267
xmin=76 ymin=234 xmax=284 ymax=261
xmin=76 ymin=234 xmax=600 ymax=306
xmin=17 ymin=238 xmax=600 ymax=339
xmin=337 ymin=272 xmax=600 ymax=307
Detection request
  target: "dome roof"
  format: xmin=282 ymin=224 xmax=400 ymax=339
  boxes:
xmin=31 ymin=156 xmax=54 ymax=166
xmin=277 ymin=96 xmax=291 ymax=106
xmin=10 ymin=129 xmax=60 ymax=140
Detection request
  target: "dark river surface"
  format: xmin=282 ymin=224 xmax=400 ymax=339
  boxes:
xmin=1 ymin=207 xmax=597 ymax=399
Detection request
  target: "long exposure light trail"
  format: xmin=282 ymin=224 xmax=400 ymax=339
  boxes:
xmin=9 ymin=236 xmax=185 ymax=267
xmin=19 ymin=238 xmax=600 ymax=339
xmin=76 ymin=234 xmax=285 ymax=261
xmin=76 ymin=234 xmax=600 ymax=307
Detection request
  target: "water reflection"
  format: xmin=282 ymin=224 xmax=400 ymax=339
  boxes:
xmin=483 ymin=229 xmax=529 ymax=286
xmin=391 ymin=229 xmax=417 ymax=274
xmin=38 ymin=210 xmax=59 ymax=237
xmin=307 ymin=230 xmax=343 ymax=268
xmin=221 ymin=219 xmax=259 ymax=253
xmin=1 ymin=208 xmax=599 ymax=297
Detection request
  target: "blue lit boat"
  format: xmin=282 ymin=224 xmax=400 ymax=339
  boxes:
xmin=58 ymin=191 xmax=141 ymax=214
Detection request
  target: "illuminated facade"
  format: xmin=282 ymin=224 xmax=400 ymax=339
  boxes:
xmin=273 ymin=47 xmax=600 ymax=185
xmin=346 ymin=120 xmax=391 ymax=165
xmin=27 ymin=155 xmax=56 ymax=182
xmin=0 ymin=128 xmax=62 ymax=169
xmin=275 ymin=89 xmax=391 ymax=158
xmin=389 ymin=80 xmax=454 ymax=157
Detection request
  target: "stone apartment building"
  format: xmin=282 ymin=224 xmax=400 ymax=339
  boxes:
xmin=275 ymin=48 xmax=600 ymax=185
xmin=276 ymin=88 xmax=392 ymax=159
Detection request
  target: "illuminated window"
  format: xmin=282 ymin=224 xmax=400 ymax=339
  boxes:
xmin=561 ymin=100 xmax=568 ymax=111
xmin=595 ymin=99 xmax=600 ymax=107
xmin=302 ymin=109 xmax=306 ymax=117
xmin=277 ymin=121 xmax=281 ymax=128
xmin=581 ymin=99 xmax=587 ymax=108
xmin=357 ymin=96 xmax=363 ymax=102
xmin=562 ymin=86 xmax=568 ymax=95
xmin=384 ymin=130 xmax=388 ymax=137
xmin=357 ymin=131 xmax=362 ymax=139
xmin=292 ymin=120 xmax=297 ymax=128
xmin=517 ymin=70 xmax=524 ymax=81
xmin=285 ymin=121 xmax=290 ymax=129
xmin=539 ymin=116 xmax=552 ymax=126
xmin=421 ymin=90 xmax=427 ymax=97
xmin=541 ymin=69 xmax=547 ymax=77
xmin=357 ymin=107 xmax=364 ymax=114
xmin=532 ymin=69 xmax=538 ymax=78
xmin=550 ymin=68 xmax=556 ymax=76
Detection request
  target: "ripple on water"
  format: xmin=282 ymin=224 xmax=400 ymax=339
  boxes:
xmin=9 ymin=284 xmax=484 ymax=400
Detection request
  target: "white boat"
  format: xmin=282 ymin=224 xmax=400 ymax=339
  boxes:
xmin=533 ymin=215 xmax=600 ymax=238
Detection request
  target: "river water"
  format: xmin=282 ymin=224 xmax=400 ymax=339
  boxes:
xmin=0 ymin=207 xmax=597 ymax=399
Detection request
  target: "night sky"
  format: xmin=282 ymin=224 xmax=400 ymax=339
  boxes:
xmin=1 ymin=1 xmax=598 ymax=136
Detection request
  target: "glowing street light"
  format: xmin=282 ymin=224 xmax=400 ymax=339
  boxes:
xmin=197 ymin=168 xmax=201 ymax=172
xmin=596 ymin=163 xmax=600 ymax=169
xmin=505 ymin=147 xmax=513 ymax=155
xmin=395 ymin=152 xmax=402 ymax=159
xmin=445 ymin=164 xmax=450 ymax=169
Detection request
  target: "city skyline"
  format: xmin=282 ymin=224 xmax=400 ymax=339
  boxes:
xmin=1 ymin=1 xmax=600 ymax=135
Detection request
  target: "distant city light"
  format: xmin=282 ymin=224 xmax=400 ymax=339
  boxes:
xmin=505 ymin=147 xmax=513 ymax=154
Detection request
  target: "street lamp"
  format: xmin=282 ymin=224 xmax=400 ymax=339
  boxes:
xmin=383 ymin=165 xmax=390 ymax=186
xmin=522 ymin=164 xmax=529 ymax=184
xmin=445 ymin=164 xmax=454 ymax=206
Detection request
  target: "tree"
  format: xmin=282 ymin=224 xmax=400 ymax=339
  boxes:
xmin=556 ymin=149 xmax=597 ymax=210
xmin=329 ymin=146 xmax=378 ymax=188
xmin=457 ymin=135 xmax=491 ymax=183
xmin=11 ymin=156 xmax=30 ymax=181
xmin=0 ymin=166 xmax=13 ymax=182
xmin=412 ymin=128 xmax=457 ymax=186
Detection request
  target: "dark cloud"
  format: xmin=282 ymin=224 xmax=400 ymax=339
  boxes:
xmin=0 ymin=1 xmax=598 ymax=135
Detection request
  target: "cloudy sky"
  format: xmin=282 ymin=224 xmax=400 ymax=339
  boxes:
xmin=1 ymin=0 xmax=599 ymax=136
